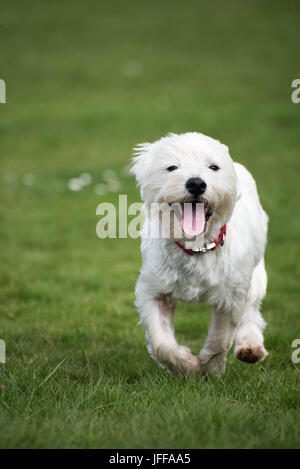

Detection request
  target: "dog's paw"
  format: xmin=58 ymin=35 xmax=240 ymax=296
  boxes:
xmin=235 ymin=345 xmax=268 ymax=364
xmin=151 ymin=343 xmax=200 ymax=376
xmin=171 ymin=346 xmax=201 ymax=375
xmin=198 ymin=350 xmax=227 ymax=376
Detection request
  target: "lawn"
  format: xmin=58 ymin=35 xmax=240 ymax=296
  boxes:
xmin=0 ymin=0 xmax=300 ymax=449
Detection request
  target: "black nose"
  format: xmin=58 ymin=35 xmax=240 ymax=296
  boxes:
xmin=186 ymin=177 xmax=207 ymax=196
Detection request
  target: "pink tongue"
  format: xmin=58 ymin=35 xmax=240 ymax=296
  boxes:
xmin=181 ymin=203 xmax=205 ymax=237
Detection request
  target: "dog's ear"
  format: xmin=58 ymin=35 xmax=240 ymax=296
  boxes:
xmin=232 ymin=164 xmax=242 ymax=202
xmin=130 ymin=142 xmax=152 ymax=186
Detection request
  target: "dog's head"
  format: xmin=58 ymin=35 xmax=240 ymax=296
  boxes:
xmin=131 ymin=132 xmax=238 ymax=236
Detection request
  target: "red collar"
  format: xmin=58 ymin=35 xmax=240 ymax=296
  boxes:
xmin=175 ymin=224 xmax=227 ymax=256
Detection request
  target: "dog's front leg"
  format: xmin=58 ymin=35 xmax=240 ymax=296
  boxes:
xmin=138 ymin=293 xmax=200 ymax=375
xmin=199 ymin=308 xmax=240 ymax=376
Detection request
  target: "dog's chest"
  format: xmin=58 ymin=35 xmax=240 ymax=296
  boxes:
xmin=164 ymin=251 xmax=227 ymax=304
xmin=174 ymin=269 xmax=219 ymax=303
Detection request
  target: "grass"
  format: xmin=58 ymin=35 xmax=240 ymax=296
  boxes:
xmin=0 ymin=0 xmax=300 ymax=448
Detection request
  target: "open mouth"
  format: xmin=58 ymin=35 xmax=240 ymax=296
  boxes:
xmin=168 ymin=198 xmax=213 ymax=237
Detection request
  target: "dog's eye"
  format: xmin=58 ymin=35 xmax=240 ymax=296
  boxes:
xmin=167 ymin=165 xmax=178 ymax=172
xmin=209 ymin=164 xmax=220 ymax=171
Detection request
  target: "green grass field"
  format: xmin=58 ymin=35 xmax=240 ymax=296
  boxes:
xmin=1 ymin=0 xmax=300 ymax=448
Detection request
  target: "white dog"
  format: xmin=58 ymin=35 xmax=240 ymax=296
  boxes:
xmin=131 ymin=132 xmax=268 ymax=376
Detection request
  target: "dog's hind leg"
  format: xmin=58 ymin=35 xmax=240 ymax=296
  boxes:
xmin=234 ymin=258 xmax=268 ymax=364
xmin=137 ymin=292 xmax=200 ymax=375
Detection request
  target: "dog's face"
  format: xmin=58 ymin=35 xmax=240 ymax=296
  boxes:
xmin=131 ymin=132 xmax=238 ymax=233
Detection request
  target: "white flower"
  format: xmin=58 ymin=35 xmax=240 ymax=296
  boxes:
xmin=68 ymin=178 xmax=83 ymax=192
xmin=79 ymin=173 xmax=93 ymax=186
xmin=102 ymin=169 xmax=117 ymax=182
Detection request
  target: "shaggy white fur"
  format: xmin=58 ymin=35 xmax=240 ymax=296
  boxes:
xmin=131 ymin=132 xmax=268 ymax=376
